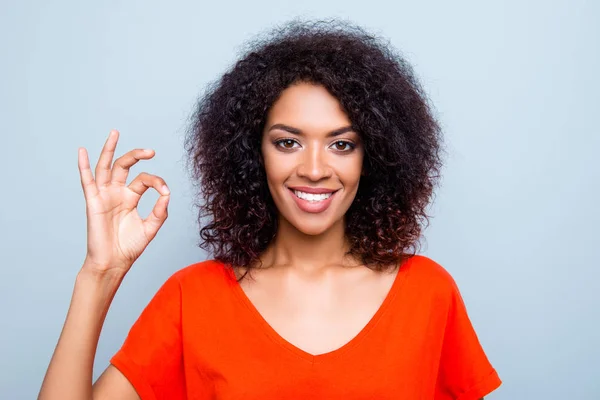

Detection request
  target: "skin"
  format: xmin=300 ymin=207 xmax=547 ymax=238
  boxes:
xmin=239 ymin=82 xmax=398 ymax=356
xmin=38 ymin=83 xmax=463 ymax=399
xmin=38 ymin=130 xmax=168 ymax=399
xmin=261 ymin=82 xmax=364 ymax=238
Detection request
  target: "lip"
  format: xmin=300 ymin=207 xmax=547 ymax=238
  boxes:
xmin=287 ymin=186 xmax=339 ymax=194
xmin=288 ymin=188 xmax=338 ymax=214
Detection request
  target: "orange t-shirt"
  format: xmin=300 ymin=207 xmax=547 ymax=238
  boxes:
xmin=110 ymin=255 xmax=501 ymax=399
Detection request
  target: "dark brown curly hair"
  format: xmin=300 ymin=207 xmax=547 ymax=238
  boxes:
xmin=185 ymin=18 xmax=443 ymax=271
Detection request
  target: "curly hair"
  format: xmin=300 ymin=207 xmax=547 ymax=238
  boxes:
xmin=185 ymin=18 xmax=443 ymax=272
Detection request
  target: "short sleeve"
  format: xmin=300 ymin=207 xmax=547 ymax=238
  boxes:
xmin=110 ymin=274 xmax=186 ymax=400
xmin=435 ymin=280 xmax=502 ymax=400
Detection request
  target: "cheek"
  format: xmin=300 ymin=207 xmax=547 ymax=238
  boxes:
xmin=263 ymin=153 xmax=291 ymax=185
xmin=338 ymin=154 xmax=364 ymax=186
xmin=261 ymin=145 xmax=278 ymax=178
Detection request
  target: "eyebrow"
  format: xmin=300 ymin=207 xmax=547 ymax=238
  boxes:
xmin=267 ymin=123 xmax=356 ymax=137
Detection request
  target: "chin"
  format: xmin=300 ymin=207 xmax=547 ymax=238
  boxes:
xmin=286 ymin=215 xmax=341 ymax=236
xmin=294 ymin=224 xmax=331 ymax=236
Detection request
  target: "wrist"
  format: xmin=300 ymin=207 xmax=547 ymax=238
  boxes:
xmin=78 ymin=260 xmax=126 ymax=290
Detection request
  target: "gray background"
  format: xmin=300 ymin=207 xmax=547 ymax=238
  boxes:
xmin=1 ymin=0 xmax=598 ymax=398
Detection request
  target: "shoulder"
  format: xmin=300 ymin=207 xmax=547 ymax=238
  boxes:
xmin=171 ymin=259 xmax=231 ymax=281
xmin=161 ymin=259 xmax=236 ymax=300
xmin=402 ymin=254 xmax=461 ymax=299
xmin=405 ymin=254 xmax=456 ymax=284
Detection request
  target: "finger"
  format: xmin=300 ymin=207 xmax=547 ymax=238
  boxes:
xmin=78 ymin=147 xmax=99 ymax=199
xmin=111 ymin=148 xmax=155 ymax=185
xmin=143 ymin=194 xmax=170 ymax=242
xmin=95 ymin=130 xmax=119 ymax=187
xmin=125 ymin=173 xmax=170 ymax=208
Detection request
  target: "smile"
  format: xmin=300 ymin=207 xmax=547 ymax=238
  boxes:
xmin=288 ymin=187 xmax=339 ymax=213
xmin=293 ymin=190 xmax=332 ymax=202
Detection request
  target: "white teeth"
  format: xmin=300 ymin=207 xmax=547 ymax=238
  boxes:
xmin=293 ymin=190 xmax=333 ymax=202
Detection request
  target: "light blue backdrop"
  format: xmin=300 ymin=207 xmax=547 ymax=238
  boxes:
xmin=1 ymin=0 xmax=598 ymax=398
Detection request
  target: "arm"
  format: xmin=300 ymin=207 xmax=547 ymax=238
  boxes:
xmin=39 ymin=267 xmax=139 ymax=400
xmin=38 ymin=130 xmax=170 ymax=400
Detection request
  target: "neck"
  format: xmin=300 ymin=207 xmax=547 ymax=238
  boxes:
xmin=259 ymin=216 xmax=360 ymax=274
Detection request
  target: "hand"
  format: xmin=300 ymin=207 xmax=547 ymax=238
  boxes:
xmin=78 ymin=130 xmax=170 ymax=277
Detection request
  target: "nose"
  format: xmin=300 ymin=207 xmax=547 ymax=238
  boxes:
xmin=296 ymin=144 xmax=332 ymax=181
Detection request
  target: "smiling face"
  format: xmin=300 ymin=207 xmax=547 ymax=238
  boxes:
xmin=261 ymin=82 xmax=364 ymax=236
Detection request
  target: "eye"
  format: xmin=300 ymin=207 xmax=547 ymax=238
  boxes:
xmin=274 ymin=138 xmax=300 ymax=150
xmin=330 ymin=140 xmax=355 ymax=152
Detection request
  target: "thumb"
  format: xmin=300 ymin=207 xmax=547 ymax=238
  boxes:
xmin=143 ymin=194 xmax=170 ymax=241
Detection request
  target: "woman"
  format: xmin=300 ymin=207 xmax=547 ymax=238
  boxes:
xmin=39 ymin=20 xmax=501 ymax=399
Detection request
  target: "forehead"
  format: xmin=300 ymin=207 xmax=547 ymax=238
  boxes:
xmin=265 ymin=82 xmax=352 ymax=131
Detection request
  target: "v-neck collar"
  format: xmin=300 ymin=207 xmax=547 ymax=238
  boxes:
xmin=224 ymin=257 xmax=413 ymax=364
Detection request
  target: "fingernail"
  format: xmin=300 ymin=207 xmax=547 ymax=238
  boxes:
xmin=162 ymin=185 xmax=170 ymax=194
